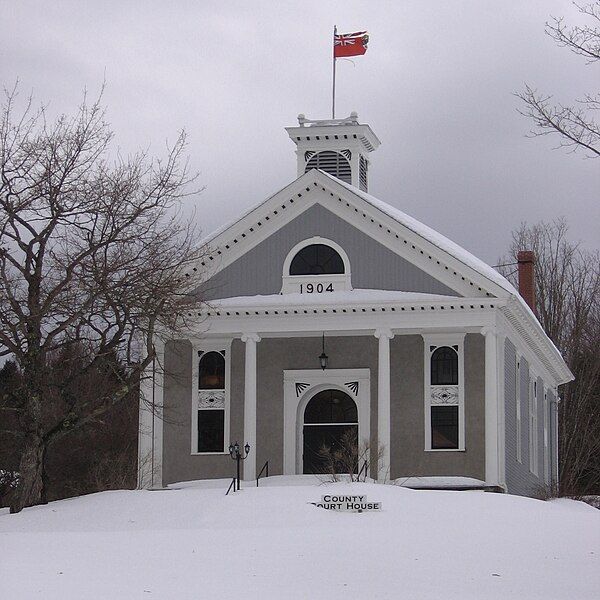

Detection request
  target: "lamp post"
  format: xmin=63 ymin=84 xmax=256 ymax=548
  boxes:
xmin=319 ymin=332 xmax=329 ymax=370
xmin=228 ymin=441 xmax=250 ymax=491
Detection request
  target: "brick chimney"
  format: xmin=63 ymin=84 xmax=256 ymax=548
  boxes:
xmin=517 ymin=250 xmax=536 ymax=314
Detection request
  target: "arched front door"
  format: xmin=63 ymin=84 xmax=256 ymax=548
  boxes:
xmin=302 ymin=389 xmax=358 ymax=474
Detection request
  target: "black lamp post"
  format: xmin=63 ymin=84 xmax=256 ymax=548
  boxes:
xmin=228 ymin=441 xmax=250 ymax=491
xmin=319 ymin=332 xmax=329 ymax=370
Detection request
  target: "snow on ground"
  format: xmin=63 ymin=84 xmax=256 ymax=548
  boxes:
xmin=1 ymin=478 xmax=598 ymax=600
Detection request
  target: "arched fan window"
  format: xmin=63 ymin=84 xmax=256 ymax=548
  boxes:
xmin=290 ymin=244 xmax=345 ymax=276
xmin=305 ymin=151 xmax=352 ymax=184
xmin=199 ymin=351 xmax=225 ymax=390
xmin=431 ymin=346 xmax=458 ymax=385
xmin=304 ymin=389 xmax=358 ymax=424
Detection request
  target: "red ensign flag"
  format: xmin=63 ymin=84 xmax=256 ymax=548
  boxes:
xmin=334 ymin=31 xmax=369 ymax=58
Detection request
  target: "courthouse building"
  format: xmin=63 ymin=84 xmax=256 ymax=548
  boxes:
xmin=138 ymin=113 xmax=572 ymax=496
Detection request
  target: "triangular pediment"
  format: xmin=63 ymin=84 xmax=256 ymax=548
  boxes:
xmin=188 ymin=170 xmax=514 ymax=301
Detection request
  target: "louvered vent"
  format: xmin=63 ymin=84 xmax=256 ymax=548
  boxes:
xmin=305 ymin=151 xmax=352 ymax=184
xmin=359 ymin=155 xmax=368 ymax=192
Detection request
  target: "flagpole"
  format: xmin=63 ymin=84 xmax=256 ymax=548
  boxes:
xmin=332 ymin=25 xmax=337 ymax=119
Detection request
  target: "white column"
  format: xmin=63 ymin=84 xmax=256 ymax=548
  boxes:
xmin=483 ymin=327 xmax=499 ymax=487
xmin=242 ymin=333 xmax=261 ymax=480
xmin=375 ymin=328 xmax=394 ymax=482
xmin=496 ymin=332 xmax=507 ymax=490
xmin=137 ymin=337 xmax=165 ymax=489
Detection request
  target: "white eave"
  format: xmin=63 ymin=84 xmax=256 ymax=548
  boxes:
xmin=501 ymin=296 xmax=574 ymax=386
xmin=285 ymin=123 xmax=381 ymax=153
xmin=193 ymin=289 xmax=502 ymax=317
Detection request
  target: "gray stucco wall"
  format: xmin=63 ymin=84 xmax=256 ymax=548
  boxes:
xmin=201 ymin=203 xmax=458 ymax=300
xmin=390 ymin=333 xmax=485 ymax=481
xmin=162 ymin=333 xmax=486 ymax=486
xmin=162 ymin=339 xmax=245 ymax=486
xmin=255 ymin=336 xmax=379 ymax=477
xmin=504 ymin=339 xmax=547 ymax=497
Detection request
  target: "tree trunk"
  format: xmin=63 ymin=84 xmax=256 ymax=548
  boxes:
xmin=10 ymin=433 xmax=46 ymax=513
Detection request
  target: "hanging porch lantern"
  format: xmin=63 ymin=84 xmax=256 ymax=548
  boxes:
xmin=319 ymin=332 xmax=329 ymax=370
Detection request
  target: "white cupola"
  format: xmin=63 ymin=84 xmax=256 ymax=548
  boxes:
xmin=285 ymin=112 xmax=380 ymax=192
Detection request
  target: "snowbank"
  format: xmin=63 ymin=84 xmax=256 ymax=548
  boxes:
xmin=0 ymin=481 xmax=598 ymax=599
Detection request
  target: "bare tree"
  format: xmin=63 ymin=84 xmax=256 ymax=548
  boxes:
xmin=0 ymin=87 xmax=206 ymax=512
xmin=498 ymin=219 xmax=600 ymax=495
xmin=517 ymin=2 xmax=600 ymax=158
xmin=316 ymin=430 xmax=383 ymax=483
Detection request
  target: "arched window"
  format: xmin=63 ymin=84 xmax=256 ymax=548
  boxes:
xmin=303 ymin=389 xmax=358 ymax=474
xmin=425 ymin=340 xmax=463 ymax=451
xmin=431 ymin=346 xmax=458 ymax=385
xmin=290 ymin=244 xmax=345 ymax=276
xmin=304 ymin=389 xmax=358 ymax=424
xmin=196 ymin=350 xmax=227 ymax=454
xmin=305 ymin=151 xmax=352 ymax=184
xmin=199 ymin=351 xmax=225 ymax=390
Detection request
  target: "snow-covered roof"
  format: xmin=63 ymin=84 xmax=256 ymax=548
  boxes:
xmin=326 ymin=173 xmax=518 ymax=297
xmin=209 ymin=289 xmax=462 ymax=310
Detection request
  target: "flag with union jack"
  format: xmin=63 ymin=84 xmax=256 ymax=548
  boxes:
xmin=334 ymin=31 xmax=369 ymax=58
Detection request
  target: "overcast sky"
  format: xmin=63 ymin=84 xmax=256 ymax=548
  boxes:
xmin=3 ymin=0 xmax=599 ymax=265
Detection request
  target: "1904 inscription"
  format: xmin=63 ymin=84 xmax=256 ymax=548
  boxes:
xmin=299 ymin=282 xmax=335 ymax=293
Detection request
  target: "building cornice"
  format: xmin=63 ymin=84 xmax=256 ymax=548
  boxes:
xmin=499 ymin=296 xmax=573 ymax=386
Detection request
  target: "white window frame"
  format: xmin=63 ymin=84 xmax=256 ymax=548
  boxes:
xmin=281 ymin=236 xmax=352 ymax=294
xmin=191 ymin=340 xmax=232 ymax=455
xmin=516 ymin=356 xmax=522 ymax=463
xmin=543 ymin=387 xmax=549 ymax=483
xmin=423 ymin=334 xmax=466 ymax=452
xmin=282 ymin=368 xmax=370 ymax=475
xmin=529 ymin=375 xmax=538 ymax=476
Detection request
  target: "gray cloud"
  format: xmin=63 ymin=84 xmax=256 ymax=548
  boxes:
xmin=3 ymin=0 xmax=598 ymax=264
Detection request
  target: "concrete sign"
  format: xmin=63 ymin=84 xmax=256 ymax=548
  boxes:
xmin=311 ymin=494 xmax=381 ymax=512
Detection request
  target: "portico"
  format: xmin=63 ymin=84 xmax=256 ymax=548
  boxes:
xmin=175 ymin=287 xmax=504 ymax=485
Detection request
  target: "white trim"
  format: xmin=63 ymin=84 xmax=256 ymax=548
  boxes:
xmin=499 ymin=299 xmax=572 ymax=386
xmin=483 ymin=326 xmax=500 ymax=486
xmin=190 ymin=300 xmax=499 ymax=339
xmin=516 ymin=355 xmax=523 ymax=463
xmin=497 ymin=331 xmax=506 ymax=489
xmin=190 ymin=171 xmax=500 ymax=299
xmin=422 ymin=333 xmax=466 ymax=452
xmin=375 ymin=328 xmax=394 ymax=481
xmin=283 ymin=368 xmax=370 ymax=475
xmin=528 ymin=376 xmax=539 ymax=476
xmin=190 ymin=339 xmax=232 ymax=456
xmin=543 ymin=386 xmax=549 ymax=484
xmin=137 ymin=338 xmax=165 ymax=489
xmin=242 ymin=333 xmax=261 ymax=480
xmin=281 ymin=236 xmax=352 ymax=294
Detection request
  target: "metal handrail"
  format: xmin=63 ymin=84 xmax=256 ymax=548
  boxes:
xmin=256 ymin=460 xmax=269 ymax=486
xmin=225 ymin=477 xmax=237 ymax=495
xmin=357 ymin=459 xmax=369 ymax=481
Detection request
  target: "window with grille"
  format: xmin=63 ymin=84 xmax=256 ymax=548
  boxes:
xmin=431 ymin=406 xmax=459 ymax=449
xmin=423 ymin=337 xmax=465 ymax=451
xmin=289 ymin=244 xmax=345 ymax=276
xmin=305 ymin=151 xmax=352 ymax=184
xmin=196 ymin=350 xmax=227 ymax=453
xmin=529 ymin=378 xmax=538 ymax=475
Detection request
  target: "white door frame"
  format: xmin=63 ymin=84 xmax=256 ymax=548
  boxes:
xmin=283 ymin=368 xmax=371 ymax=475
